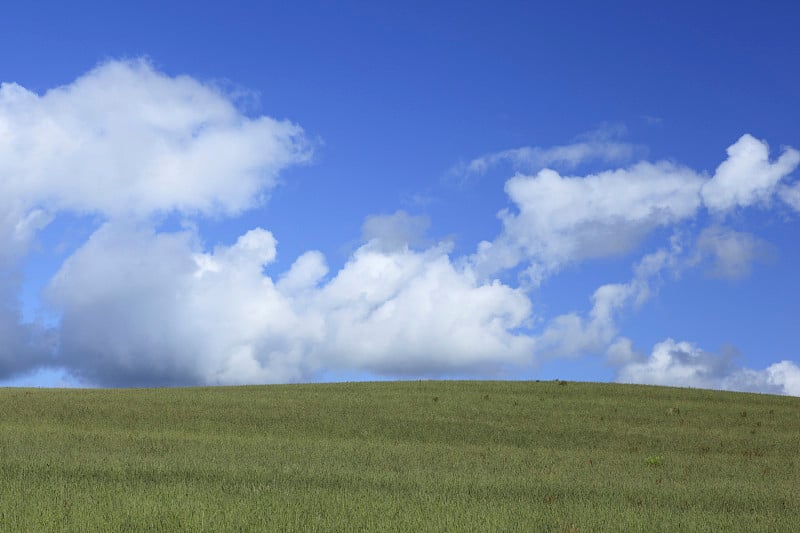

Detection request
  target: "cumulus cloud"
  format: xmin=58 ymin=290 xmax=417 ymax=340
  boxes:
xmin=472 ymin=134 xmax=798 ymax=285
xmin=0 ymin=58 xmax=310 ymax=220
xmin=2 ymin=60 xmax=798 ymax=393
xmin=46 ymin=223 xmax=536 ymax=386
xmin=616 ymin=339 xmax=800 ymax=396
xmin=47 ymin=223 xmax=318 ymax=386
xmin=0 ymin=59 xmax=312 ymax=382
xmin=702 ymin=134 xmax=800 ymax=212
xmin=472 ymin=162 xmax=702 ymax=283
xmin=316 ymin=242 xmax=534 ymax=376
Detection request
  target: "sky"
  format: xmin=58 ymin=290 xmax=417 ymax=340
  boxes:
xmin=1 ymin=1 xmax=799 ymax=393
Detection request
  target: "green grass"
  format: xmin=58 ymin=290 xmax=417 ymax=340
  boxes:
xmin=0 ymin=381 xmax=798 ymax=531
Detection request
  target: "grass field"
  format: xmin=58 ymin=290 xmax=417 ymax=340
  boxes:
xmin=0 ymin=380 xmax=798 ymax=531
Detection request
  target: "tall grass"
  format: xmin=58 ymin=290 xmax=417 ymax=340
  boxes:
xmin=0 ymin=381 xmax=798 ymax=531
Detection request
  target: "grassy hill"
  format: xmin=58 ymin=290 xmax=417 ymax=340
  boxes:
xmin=0 ymin=380 xmax=798 ymax=531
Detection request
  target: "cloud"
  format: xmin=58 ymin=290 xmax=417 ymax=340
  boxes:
xmin=691 ymin=226 xmax=774 ymax=280
xmin=47 ymin=223 xmax=313 ymax=386
xmin=780 ymin=182 xmax=800 ymax=212
xmin=2 ymin=59 xmax=798 ymax=393
xmin=701 ymin=134 xmax=800 ymax=212
xmin=616 ymin=338 xmax=800 ymax=396
xmin=472 ymin=162 xmax=702 ymax=283
xmin=472 ymin=134 xmax=799 ymax=285
xmin=0 ymin=289 xmax=56 ymax=379
xmin=449 ymin=126 xmax=639 ymax=184
xmin=534 ymin=243 xmax=680 ymax=359
xmin=361 ymin=210 xmax=431 ymax=252
xmin=0 ymin=59 xmax=312 ymax=383
xmin=0 ymin=58 xmax=310 ymax=220
xmin=46 ymin=221 xmax=536 ymax=386
xmin=316 ymin=242 xmax=534 ymax=376
xmin=0 ymin=207 xmax=56 ymax=380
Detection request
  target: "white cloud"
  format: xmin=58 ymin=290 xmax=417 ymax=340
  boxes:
xmin=616 ymin=338 xmax=800 ymax=396
xmin=46 ymin=222 xmax=536 ymax=386
xmin=701 ymin=134 xmax=800 ymax=212
xmin=0 ymin=58 xmax=310 ymax=220
xmin=2 ymin=59 xmax=798 ymax=391
xmin=317 ymin=243 xmax=534 ymax=376
xmin=472 ymin=162 xmax=702 ymax=282
xmin=0 ymin=59 xmax=311 ymax=382
xmin=472 ymin=134 xmax=799 ymax=285
xmin=47 ymin=223 xmax=318 ymax=386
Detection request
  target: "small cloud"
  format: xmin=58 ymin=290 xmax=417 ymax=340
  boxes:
xmin=446 ymin=125 xmax=642 ymax=186
xmin=690 ymin=226 xmax=775 ymax=280
xmin=640 ymin=114 xmax=663 ymax=126
xmin=615 ymin=338 xmax=800 ymax=396
xmin=701 ymin=134 xmax=800 ymax=212
xmin=361 ymin=210 xmax=432 ymax=252
xmin=779 ymin=181 xmax=800 ymax=212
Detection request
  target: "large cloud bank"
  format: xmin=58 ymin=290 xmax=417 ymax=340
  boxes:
xmin=2 ymin=60 xmax=799 ymax=393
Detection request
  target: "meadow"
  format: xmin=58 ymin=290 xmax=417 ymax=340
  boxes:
xmin=0 ymin=380 xmax=798 ymax=531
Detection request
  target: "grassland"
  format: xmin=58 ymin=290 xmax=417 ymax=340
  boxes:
xmin=0 ymin=380 xmax=798 ymax=531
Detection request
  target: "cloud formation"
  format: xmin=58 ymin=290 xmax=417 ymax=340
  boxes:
xmin=0 ymin=59 xmax=309 ymax=381
xmin=472 ymin=162 xmax=703 ymax=284
xmin=691 ymin=226 xmax=774 ymax=280
xmin=616 ymin=339 xmax=800 ymax=396
xmin=701 ymin=134 xmax=800 ymax=212
xmin=1 ymin=60 xmax=798 ymax=394
xmin=472 ymin=134 xmax=799 ymax=285
xmin=47 ymin=222 xmax=535 ymax=386
xmin=0 ymin=58 xmax=310 ymax=220
xmin=449 ymin=125 xmax=640 ymax=184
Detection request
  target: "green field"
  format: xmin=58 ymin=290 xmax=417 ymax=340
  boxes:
xmin=0 ymin=381 xmax=798 ymax=531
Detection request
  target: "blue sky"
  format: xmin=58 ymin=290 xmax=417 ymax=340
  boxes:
xmin=1 ymin=1 xmax=799 ymax=393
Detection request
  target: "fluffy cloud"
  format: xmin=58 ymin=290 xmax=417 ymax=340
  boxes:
xmin=48 ymin=223 xmax=318 ymax=386
xmin=701 ymin=134 xmax=800 ymax=212
xmin=0 ymin=59 xmax=311 ymax=383
xmin=472 ymin=134 xmax=798 ymax=285
xmin=2 ymin=60 xmax=798 ymax=394
xmin=46 ymin=221 xmax=535 ymax=386
xmin=317 ymin=241 xmax=534 ymax=376
xmin=0 ymin=58 xmax=310 ymax=220
xmin=616 ymin=339 xmax=800 ymax=396
xmin=472 ymin=162 xmax=702 ymax=283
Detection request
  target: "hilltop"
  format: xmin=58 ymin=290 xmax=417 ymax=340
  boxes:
xmin=1 ymin=381 xmax=797 ymax=531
